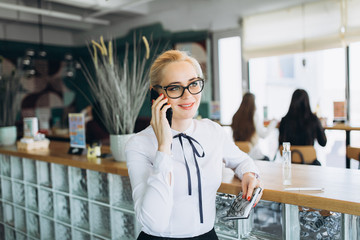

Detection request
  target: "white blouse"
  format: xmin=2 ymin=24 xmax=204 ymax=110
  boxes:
xmin=248 ymin=112 xmax=277 ymax=160
xmin=125 ymin=119 xmax=259 ymax=238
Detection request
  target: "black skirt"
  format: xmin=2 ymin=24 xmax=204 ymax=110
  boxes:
xmin=137 ymin=228 xmax=218 ymax=240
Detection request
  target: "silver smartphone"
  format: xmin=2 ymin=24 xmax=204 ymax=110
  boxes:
xmin=223 ymin=187 xmax=262 ymax=220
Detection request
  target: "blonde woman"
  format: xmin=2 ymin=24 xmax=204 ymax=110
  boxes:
xmin=126 ymin=50 xmax=262 ymax=239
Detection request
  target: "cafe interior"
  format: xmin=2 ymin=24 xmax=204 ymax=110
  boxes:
xmin=0 ymin=0 xmax=359 ymax=239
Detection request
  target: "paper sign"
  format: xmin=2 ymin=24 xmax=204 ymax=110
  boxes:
xmin=68 ymin=113 xmax=86 ymax=148
xmin=333 ymin=101 xmax=346 ymax=121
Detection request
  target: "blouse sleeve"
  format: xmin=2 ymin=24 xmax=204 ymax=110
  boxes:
xmin=125 ymin=136 xmax=174 ymax=233
xmin=254 ymin=112 xmax=277 ymax=139
xmin=219 ymin=124 xmax=260 ymax=179
xmin=315 ymin=118 xmax=327 ymax=146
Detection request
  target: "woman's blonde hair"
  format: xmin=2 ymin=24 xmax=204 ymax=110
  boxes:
xmin=149 ymin=50 xmax=203 ymax=87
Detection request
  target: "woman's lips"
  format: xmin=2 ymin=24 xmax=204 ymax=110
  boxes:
xmin=178 ymin=102 xmax=195 ymax=110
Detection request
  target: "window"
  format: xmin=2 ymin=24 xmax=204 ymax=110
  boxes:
xmin=249 ymin=49 xmax=346 ymax=122
xmin=213 ymin=33 xmax=242 ymax=125
xmin=349 ymin=42 xmax=360 ymax=148
xmin=249 ymin=48 xmax=346 ymax=164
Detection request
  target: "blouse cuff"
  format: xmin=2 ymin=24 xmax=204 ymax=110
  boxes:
xmin=235 ymin=167 xmax=260 ymax=180
xmin=153 ymin=151 xmax=173 ymax=174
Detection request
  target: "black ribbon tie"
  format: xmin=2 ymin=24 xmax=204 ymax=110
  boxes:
xmin=173 ymin=133 xmax=205 ymax=223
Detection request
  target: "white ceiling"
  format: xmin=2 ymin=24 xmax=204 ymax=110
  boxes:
xmin=0 ymin=0 xmax=321 ymax=31
xmin=0 ymin=0 xmax=153 ymax=31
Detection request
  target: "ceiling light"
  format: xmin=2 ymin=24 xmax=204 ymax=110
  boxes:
xmin=0 ymin=2 xmax=110 ymax=25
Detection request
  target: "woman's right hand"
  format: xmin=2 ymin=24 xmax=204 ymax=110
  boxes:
xmin=150 ymin=93 xmax=173 ymax=155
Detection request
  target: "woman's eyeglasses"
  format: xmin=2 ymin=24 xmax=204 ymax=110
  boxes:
xmin=154 ymin=78 xmax=204 ymax=99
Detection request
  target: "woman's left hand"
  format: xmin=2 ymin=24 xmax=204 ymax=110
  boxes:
xmin=241 ymin=172 xmax=262 ymax=207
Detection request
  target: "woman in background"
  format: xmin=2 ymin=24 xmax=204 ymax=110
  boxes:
xmin=231 ymin=93 xmax=277 ymax=161
xmin=278 ymin=89 xmax=327 ymax=164
xmin=126 ymin=50 xmax=262 ymax=239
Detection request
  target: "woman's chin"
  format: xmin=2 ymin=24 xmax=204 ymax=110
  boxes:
xmin=171 ymin=103 xmax=200 ymax=121
xmin=173 ymin=112 xmax=197 ymax=121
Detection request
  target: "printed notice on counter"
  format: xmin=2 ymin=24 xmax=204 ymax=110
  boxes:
xmin=68 ymin=113 xmax=86 ymax=149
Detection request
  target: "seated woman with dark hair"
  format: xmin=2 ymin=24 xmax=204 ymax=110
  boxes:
xmin=279 ymin=89 xmax=327 ymax=165
xmin=231 ymin=93 xmax=277 ymax=161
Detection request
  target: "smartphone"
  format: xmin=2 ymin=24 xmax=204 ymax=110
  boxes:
xmin=150 ymin=89 xmax=173 ymax=127
xmin=223 ymin=187 xmax=262 ymax=220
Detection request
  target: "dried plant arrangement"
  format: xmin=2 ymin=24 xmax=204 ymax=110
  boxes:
xmin=78 ymin=35 xmax=153 ymax=135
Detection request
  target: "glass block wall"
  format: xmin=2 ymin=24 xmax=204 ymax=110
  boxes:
xmin=215 ymin=194 xmax=283 ymax=240
xmin=0 ymin=154 xmax=356 ymax=240
xmin=0 ymin=153 xmax=271 ymax=240
xmin=0 ymin=154 xmax=138 ymax=240
xmin=215 ymin=194 xmax=346 ymax=240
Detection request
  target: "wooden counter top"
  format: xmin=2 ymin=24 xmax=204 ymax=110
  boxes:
xmin=219 ymin=161 xmax=360 ymax=216
xmin=1 ymin=141 xmax=359 ymax=216
xmin=324 ymin=123 xmax=360 ymax=131
xmin=0 ymin=141 xmax=128 ymax=176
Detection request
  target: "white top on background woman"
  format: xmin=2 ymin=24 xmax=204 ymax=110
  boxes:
xmin=231 ymin=93 xmax=277 ymax=161
xmin=249 ymin=111 xmax=277 ymax=160
xmin=126 ymin=50 xmax=262 ymax=239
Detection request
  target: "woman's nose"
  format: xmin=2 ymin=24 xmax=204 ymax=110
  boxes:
xmin=181 ymin=88 xmax=192 ymax=98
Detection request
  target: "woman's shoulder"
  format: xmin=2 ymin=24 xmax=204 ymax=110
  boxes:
xmin=279 ymin=116 xmax=286 ymax=126
xmin=310 ymin=115 xmax=324 ymax=127
xmin=126 ymin=126 xmax=155 ymax=150
xmin=193 ymin=118 xmax=226 ymax=136
xmin=195 ymin=118 xmax=222 ymax=129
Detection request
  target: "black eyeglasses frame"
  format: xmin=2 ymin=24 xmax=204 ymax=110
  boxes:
xmin=154 ymin=78 xmax=205 ymax=99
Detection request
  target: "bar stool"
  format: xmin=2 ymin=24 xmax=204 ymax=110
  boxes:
xmin=280 ymin=145 xmax=318 ymax=165
xmin=234 ymin=141 xmax=251 ymax=153
xmin=346 ymin=146 xmax=360 ymax=169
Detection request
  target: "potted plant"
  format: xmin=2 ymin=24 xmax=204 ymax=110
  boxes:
xmin=77 ymin=35 xmax=154 ymax=161
xmin=0 ymin=56 xmax=22 ymax=145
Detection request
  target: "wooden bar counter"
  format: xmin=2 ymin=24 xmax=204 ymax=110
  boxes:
xmin=220 ymin=161 xmax=360 ymax=216
xmin=0 ymin=141 xmax=128 ymax=176
xmin=1 ymin=141 xmax=359 ymax=217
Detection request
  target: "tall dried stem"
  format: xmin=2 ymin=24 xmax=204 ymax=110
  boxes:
xmin=80 ymin=35 xmax=153 ymax=134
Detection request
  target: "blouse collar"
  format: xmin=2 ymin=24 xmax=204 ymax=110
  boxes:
xmin=171 ymin=119 xmax=195 ymax=136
